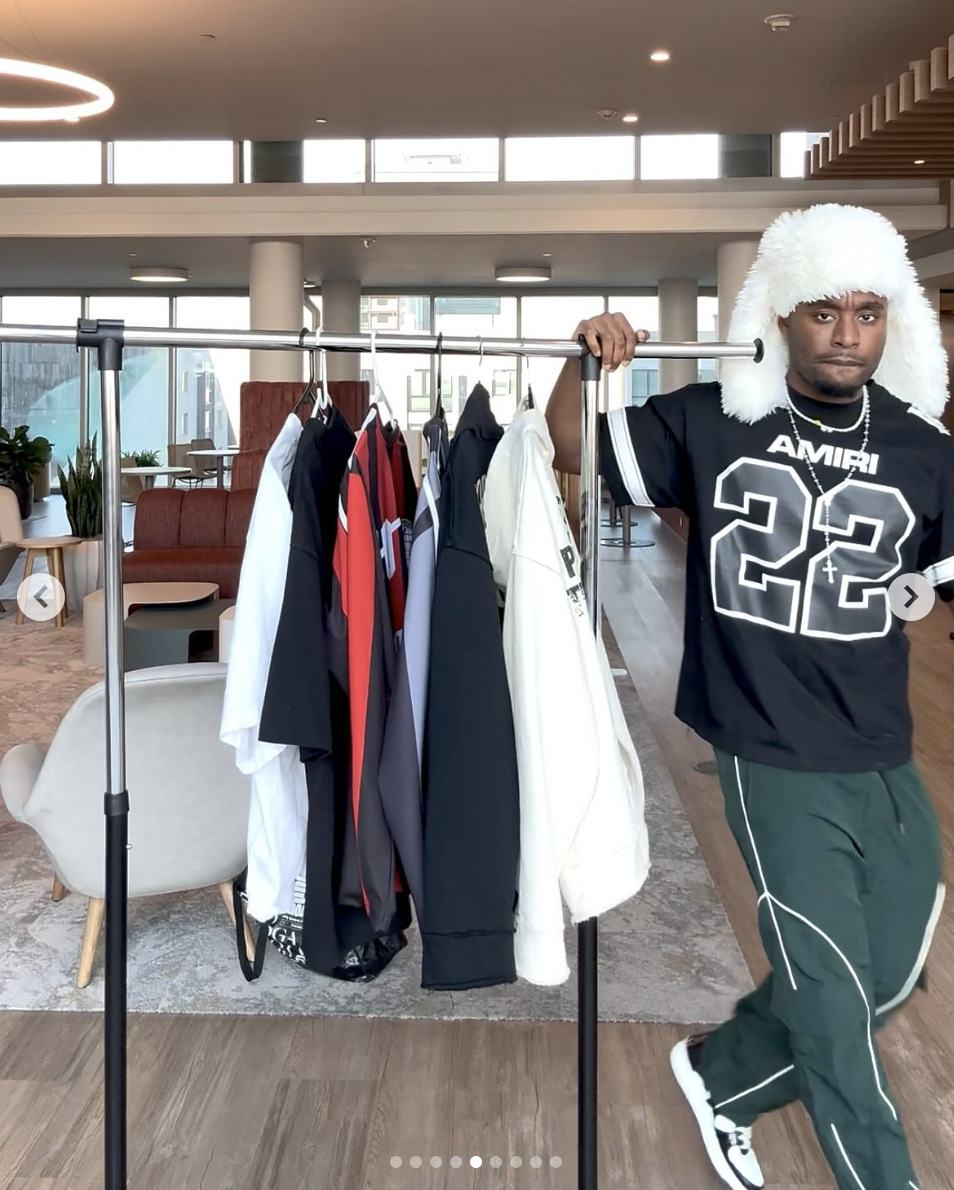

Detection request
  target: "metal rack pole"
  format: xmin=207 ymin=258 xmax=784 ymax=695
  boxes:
xmin=0 ymin=320 xmax=761 ymax=1190
xmin=75 ymin=320 xmax=128 ymax=1190
xmin=578 ymin=343 xmax=603 ymax=1190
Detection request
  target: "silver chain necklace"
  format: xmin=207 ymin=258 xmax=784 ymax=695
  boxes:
xmin=785 ymin=388 xmax=871 ymax=585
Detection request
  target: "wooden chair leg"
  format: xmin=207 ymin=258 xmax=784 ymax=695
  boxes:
xmin=51 ymin=875 xmax=67 ymax=902
xmin=219 ymin=881 xmax=256 ymax=961
xmin=14 ymin=550 xmax=36 ymax=625
xmin=77 ymin=897 xmax=105 ymax=989
xmin=49 ymin=548 xmax=67 ymax=627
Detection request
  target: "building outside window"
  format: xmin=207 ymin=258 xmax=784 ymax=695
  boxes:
xmin=639 ymin=134 xmax=720 ymax=180
xmin=373 ymin=139 xmax=499 ymax=183
xmin=434 ymin=296 xmax=518 ymax=428
xmin=359 ymin=295 xmax=431 ymax=428
xmin=697 ymin=296 xmax=719 ymax=385
xmin=0 ymin=295 xmax=83 ymax=472
xmin=173 ymin=297 xmax=249 ymax=447
xmin=505 ymin=137 xmax=636 ymax=182
xmin=87 ymin=297 xmax=171 ymax=463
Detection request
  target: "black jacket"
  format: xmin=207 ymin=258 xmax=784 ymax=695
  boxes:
xmin=421 ymin=385 xmax=520 ymax=990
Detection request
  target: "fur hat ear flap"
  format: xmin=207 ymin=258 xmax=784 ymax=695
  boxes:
xmin=874 ymin=283 xmax=949 ymax=422
xmin=720 ymin=267 xmax=790 ymax=424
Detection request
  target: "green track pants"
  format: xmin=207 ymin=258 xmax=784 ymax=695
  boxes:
xmin=698 ymin=749 xmax=945 ymax=1190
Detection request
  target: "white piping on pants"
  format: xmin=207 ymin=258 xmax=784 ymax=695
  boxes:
xmin=876 ymin=883 xmax=946 ymax=1017
xmin=714 ymin=1063 xmax=796 ymax=1111
xmin=767 ymin=893 xmax=898 ymax=1123
xmin=733 ymin=755 xmax=798 ymax=990
xmin=831 ymin=1124 xmax=867 ymax=1189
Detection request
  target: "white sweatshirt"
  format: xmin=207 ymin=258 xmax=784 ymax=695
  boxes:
xmin=483 ymin=406 xmax=651 ymax=985
xmin=220 ymin=415 xmax=308 ymax=921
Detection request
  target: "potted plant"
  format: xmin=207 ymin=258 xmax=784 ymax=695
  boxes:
xmin=57 ymin=436 xmax=104 ymax=610
xmin=0 ymin=425 xmax=53 ymax=520
xmin=33 ymin=435 xmax=54 ymax=502
xmin=132 ymin=449 xmax=160 ymax=467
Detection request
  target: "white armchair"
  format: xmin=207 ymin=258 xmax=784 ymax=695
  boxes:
xmin=0 ymin=662 xmax=253 ymax=987
xmin=0 ymin=484 xmax=24 ymax=614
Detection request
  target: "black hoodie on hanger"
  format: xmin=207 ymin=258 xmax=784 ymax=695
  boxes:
xmin=421 ymin=383 xmax=520 ymax=990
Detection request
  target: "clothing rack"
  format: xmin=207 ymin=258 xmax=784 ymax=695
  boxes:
xmin=0 ymin=320 xmax=762 ymax=1190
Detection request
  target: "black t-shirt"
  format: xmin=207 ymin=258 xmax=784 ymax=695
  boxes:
xmin=600 ymin=381 xmax=954 ymax=772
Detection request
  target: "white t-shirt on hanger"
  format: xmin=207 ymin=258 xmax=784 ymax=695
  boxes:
xmin=220 ymin=414 xmax=308 ymax=921
xmin=483 ymin=405 xmax=651 ymax=986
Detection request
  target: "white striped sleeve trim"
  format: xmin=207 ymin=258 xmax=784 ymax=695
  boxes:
xmin=606 ymin=408 xmax=653 ymax=506
xmin=923 ymin=555 xmax=954 ymax=588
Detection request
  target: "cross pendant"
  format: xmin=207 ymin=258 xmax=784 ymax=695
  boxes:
xmin=824 ymin=557 xmax=837 ymax=582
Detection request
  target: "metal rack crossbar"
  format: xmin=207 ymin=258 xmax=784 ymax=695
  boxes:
xmin=0 ymin=320 xmax=762 ymax=1190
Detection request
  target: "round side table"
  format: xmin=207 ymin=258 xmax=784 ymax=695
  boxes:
xmin=13 ymin=536 xmax=81 ymax=627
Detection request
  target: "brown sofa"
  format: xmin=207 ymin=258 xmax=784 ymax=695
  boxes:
xmin=123 ymin=488 xmax=255 ymax=599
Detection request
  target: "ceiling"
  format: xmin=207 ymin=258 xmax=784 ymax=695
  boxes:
xmin=810 ymin=33 xmax=954 ymax=179
xmin=0 ymin=231 xmax=730 ymax=290
xmin=0 ymin=0 xmax=951 ymax=141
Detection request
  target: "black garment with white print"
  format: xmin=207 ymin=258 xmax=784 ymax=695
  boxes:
xmin=600 ymin=381 xmax=954 ymax=772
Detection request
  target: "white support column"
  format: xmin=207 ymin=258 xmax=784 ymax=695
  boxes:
xmin=717 ymin=240 xmax=760 ymax=380
xmin=249 ymin=239 xmax=304 ymax=381
xmin=321 ymin=280 xmax=362 ymax=382
xmin=658 ymin=279 xmax=698 ymax=393
xmin=717 ymin=240 xmax=759 ymax=339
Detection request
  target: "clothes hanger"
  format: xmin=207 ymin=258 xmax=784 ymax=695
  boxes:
xmin=293 ymin=327 xmax=319 ymax=414
xmin=521 ymin=350 xmax=535 ymax=411
xmin=370 ymin=329 xmax=397 ymax=427
xmin=432 ymin=331 xmax=445 ymax=420
xmin=313 ymin=342 xmax=332 ymax=419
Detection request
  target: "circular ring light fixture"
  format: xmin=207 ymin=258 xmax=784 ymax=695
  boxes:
xmin=130 ymin=267 xmax=190 ymax=284
xmin=0 ymin=56 xmax=114 ymax=122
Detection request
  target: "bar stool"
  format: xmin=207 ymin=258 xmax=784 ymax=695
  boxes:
xmin=14 ymin=535 xmax=81 ymax=627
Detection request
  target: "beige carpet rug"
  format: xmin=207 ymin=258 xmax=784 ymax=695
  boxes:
xmin=0 ymin=572 xmax=751 ymax=1022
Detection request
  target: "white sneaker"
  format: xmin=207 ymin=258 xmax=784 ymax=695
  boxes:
xmin=670 ymin=1035 xmax=765 ymax=1190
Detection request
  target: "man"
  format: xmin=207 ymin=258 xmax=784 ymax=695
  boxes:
xmin=546 ymin=203 xmax=950 ymax=1190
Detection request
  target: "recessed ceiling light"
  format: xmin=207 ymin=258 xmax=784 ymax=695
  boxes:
xmin=130 ymin=266 xmax=190 ymax=284
xmin=914 ymin=158 xmax=926 ymax=165
xmin=542 ymin=253 xmax=552 ymax=258
xmin=650 ymin=50 xmax=671 ymax=62
xmin=622 ymin=114 xmax=639 ymax=124
xmin=495 ymin=266 xmax=551 ymax=284
xmin=764 ymin=13 xmax=795 ymax=32
xmin=0 ymin=56 xmax=114 ymax=122
xmin=199 ymin=34 xmax=216 ymax=41
xmin=128 ymin=252 xmax=138 ymax=258
xmin=315 ymin=118 xmax=328 ymax=124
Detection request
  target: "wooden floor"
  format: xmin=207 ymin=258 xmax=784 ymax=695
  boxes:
xmin=2 ymin=514 xmax=953 ymax=1189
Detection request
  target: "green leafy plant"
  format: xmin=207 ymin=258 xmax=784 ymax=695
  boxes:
xmin=0 ymin=425 xmax=53 ymax=487
xmin=57 ymin=436 xmax=103 ymax=539
xmin=132 ymin=449 xmax=160 ymax=467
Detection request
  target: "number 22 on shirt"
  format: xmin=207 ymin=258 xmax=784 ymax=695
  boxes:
xmin=710 ymin=457 xmax=916 ymax=642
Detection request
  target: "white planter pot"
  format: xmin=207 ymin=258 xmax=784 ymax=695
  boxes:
xmin=64 ymin=538 xmax=104 ymax=615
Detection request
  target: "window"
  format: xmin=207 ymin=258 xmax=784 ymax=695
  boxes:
xmin=520 ymin=296 xmax=602 ymax=413
xmin=639 ymin=135 xmax=719 ymax=180
xmin=303 ymin=139 xmax=366 ymax=184
xmin=0 ymin=142 xmax=101 ymax=186
xmin=608 ymin=297 xmax=660 ymax=405
xmin=697 ymin=295 xmax=719 ymax=385
xmin=434 ymin=296 xmax=518 ymax=428
xmin=113 ymin=141 xmax=234 ymax=185
xmin=505 ymin=137 xmax=636 ymax=182
xmin=779 ymin=131 xmax=827 ymax=178
xmin=173 ymin=297 xmax=249 ymax=446
xmin=373 ymin=139 xmax=499 ymax=182
xmin=359 ymin=296 xmax=431 ymax=428
xmin=1 ymin=296 xmax=83 ymax=473
xmin=87 ymin=297 xmax=170 ymax=463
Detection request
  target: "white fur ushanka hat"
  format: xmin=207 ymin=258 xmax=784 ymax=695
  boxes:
xmin=720 ymin=203 xmax=948 ymax=424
